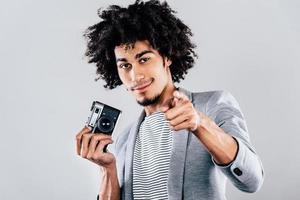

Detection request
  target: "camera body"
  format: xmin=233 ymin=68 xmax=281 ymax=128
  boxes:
xmin=86 ymin=101 xmax=121 ymax=135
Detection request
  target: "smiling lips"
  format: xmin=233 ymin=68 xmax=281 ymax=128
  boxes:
xmin=132 ymin=80 xmax=153 ymax=93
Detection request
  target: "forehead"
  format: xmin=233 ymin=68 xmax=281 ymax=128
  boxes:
xmin=114 ymin=40 xmax=156 ymax=58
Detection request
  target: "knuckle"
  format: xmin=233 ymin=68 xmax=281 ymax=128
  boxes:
xmin=165 ymin=113 xmax=170 ymax=120
xmin=99 ymin=140 xmax=105 ymax=146
xmin=192 ymin=120 xmax=197 ymax=127
xmin=92 ymin=154 xmax=101 ymax=161
xmin=102 ymin=140 xmax=109 ymax=146
xmin=77 ymin=127 xmax=90 ymax=136
xmin=93 ymin=133 xmax=111 ymax=140
xmin=82 ymin=154 xmax=87 ymax=159
xmin=82 ymin=153 xmax=87 ymax=159
xmin=76 ymin=135 xmax=81 ymax=140
xmin=91 ymin=134 xmax=98 ymax=141
xmin=182 ymin=104 xmax=189 ymax=112
xmin=82 ymin=133 xmax=91 ymax=139
xmin=185 ymin=114 xmax=190 ymax=120
xmin=76 ymin=131 xmax=83 ymax=137
xmin=192 ymin=121 xmax=196 ymax=127
xmin=86 ymin=153 xmax=92 ymax=159
xmin=189 ymin=113 xmax=194 ymax=119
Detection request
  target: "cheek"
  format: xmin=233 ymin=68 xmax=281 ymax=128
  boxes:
xmin=117 ymin=70 xmax=128 ymax=84
xmin=154 ymin=65 xmax=168 ymax=81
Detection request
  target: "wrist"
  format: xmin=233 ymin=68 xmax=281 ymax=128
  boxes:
xmin=193 ymin=112 xmax=207 ymax=137
xmin=101 ymin=163 xmax=117 ymax=175
xmin=99 ymin=163 xmax=119 ymax=199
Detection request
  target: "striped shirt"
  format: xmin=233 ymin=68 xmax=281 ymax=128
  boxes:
xmin=133 ymin=111 xmax=173 ymax=200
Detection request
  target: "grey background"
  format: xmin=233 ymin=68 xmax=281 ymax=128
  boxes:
xmin=0 ymin=0 xmax=299 ymax=199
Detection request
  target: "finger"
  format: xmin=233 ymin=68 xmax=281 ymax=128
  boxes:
xmin=160 ymin=91 xmax=189 ymax=112
xmin=94 ymin=139 xmax=114 ymax=158
xmin=88 ymin=138 xmax=114 ymax=160
xmin=165 ymin=102 xmax=190 ymax=120
xmin=169 ymin=112 xmax=191 ymax=127
xmin=81 ymin=133 xmax=93 ymax=158
xmin=171 ymin=119 xmax=192 ymax=131
xmin=172 ymin=115 xmax=200 ymax=132
xmin=173 ymin=91 xmax=189 ymax=101
xmin=87 ymin=135 xmax=113 ymax=159
xmin=86 ymin=135 xmax=99 ymax=159
xmin=76 ymin=126 xmax=92 ymax=155
xmin=171 ymin=93 xmax=189 ymax=108
xmin=90 ymin=133 xmax=112 ymax=140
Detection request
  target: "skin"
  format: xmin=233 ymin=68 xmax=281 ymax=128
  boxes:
xmin=115 ymin=40 xmax=174 ymax=114
xmin=76 ymin=40 xmax=238 ymax=199
xmin=76 ymin=127 xmax=119 ymax=200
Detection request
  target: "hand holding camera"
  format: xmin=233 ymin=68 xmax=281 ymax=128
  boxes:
xmin=76 ymin=101 xmax=121 ymax=168
xmin=76 ymin=127 xmax=116 ymax=167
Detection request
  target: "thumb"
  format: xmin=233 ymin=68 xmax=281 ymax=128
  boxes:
xmin=173 ymin=90 xmax=188 ymax=101
xmin=173 ymin=90 xmax=181 ymax=99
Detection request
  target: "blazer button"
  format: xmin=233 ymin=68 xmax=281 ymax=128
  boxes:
xmin=233 ymin=167 xmax=243 ymax=176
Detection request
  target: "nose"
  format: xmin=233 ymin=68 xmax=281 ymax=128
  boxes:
xmin=130 ymin=65 xmax=145 ymax=82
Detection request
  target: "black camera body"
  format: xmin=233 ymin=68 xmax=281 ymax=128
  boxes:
xmin=86 ymin=101 xmax=121 ymax=135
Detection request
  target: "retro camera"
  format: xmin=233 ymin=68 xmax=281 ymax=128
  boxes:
xmin=86 ymin=101 xmax=121 ymax=135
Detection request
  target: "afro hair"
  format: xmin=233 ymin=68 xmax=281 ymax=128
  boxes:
xmin=84 ymin=0 xmax=197 ymax=89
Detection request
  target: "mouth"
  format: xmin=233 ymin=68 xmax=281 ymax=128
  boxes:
xmin=131 ymin=79 xmax=153 ymax=93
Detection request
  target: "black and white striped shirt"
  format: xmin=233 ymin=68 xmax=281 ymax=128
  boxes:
xmin=133 ymin=111 xmax=173 ymax=199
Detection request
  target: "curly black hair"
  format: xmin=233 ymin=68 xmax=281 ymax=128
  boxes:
xmin=84 ymin=0 xmax=197 ymax=89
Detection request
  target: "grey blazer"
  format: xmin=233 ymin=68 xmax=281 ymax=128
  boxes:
xmin=113 ymin=88 xmax=264 ymax=200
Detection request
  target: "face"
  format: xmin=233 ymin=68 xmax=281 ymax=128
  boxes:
xmin=114 ymin=40 xmax=172 ymax=106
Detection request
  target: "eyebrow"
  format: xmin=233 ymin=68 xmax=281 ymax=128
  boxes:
xmin=116 ymin=50 xmax=154 ymax=63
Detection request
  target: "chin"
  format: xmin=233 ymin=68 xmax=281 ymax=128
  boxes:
xmin=136 ymin=92 xmax=161 ymax=106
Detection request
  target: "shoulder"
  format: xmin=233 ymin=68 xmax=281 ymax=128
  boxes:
xmin=190 ymin=90 xmax=243 ymax=120
xmin=190 ymin=90 xmax=238 ymax=107
xmin=179 ymin=87 xmax=239 ymax=112
xmin=192 ymin=90 xmax=239 ymax=107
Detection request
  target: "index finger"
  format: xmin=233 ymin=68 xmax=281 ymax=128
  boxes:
xmin=173 ymin=91 xmax=189 ymax=101
xmin=76 ymin=126 xmax=92 ymax=155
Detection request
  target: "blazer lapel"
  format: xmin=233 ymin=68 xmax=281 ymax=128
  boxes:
xmin=124 ymin=110 xmax=145 ymax=200
xmin=167 ymin=87 xmax=192 ymax=200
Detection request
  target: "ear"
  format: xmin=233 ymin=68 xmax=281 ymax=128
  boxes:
xmin=164 ymin=57 xmax=172 ymax=67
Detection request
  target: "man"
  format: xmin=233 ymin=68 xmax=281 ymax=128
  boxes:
xmin=76 ymin=0 xmax=264 ymax=199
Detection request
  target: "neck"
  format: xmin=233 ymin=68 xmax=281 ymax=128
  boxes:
xmin=144 ymin=84 xmax=177 ymax=116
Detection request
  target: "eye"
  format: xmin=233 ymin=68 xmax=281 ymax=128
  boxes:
xmin=119 ymin=63 xmax=132 ymax=69
xmin=139 ymin=57 xmax=150 ymax=63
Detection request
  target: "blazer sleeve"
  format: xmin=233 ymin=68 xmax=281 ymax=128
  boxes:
xmin=205 ymin=90 xmax=264 ymax=193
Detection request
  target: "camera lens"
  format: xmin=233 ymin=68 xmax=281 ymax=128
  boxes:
xmin=97 ymin=116 xmax=114 ymax=133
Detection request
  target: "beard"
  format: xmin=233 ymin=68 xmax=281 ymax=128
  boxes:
xmin=136 ymin=93 xmax=161 ymax=106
